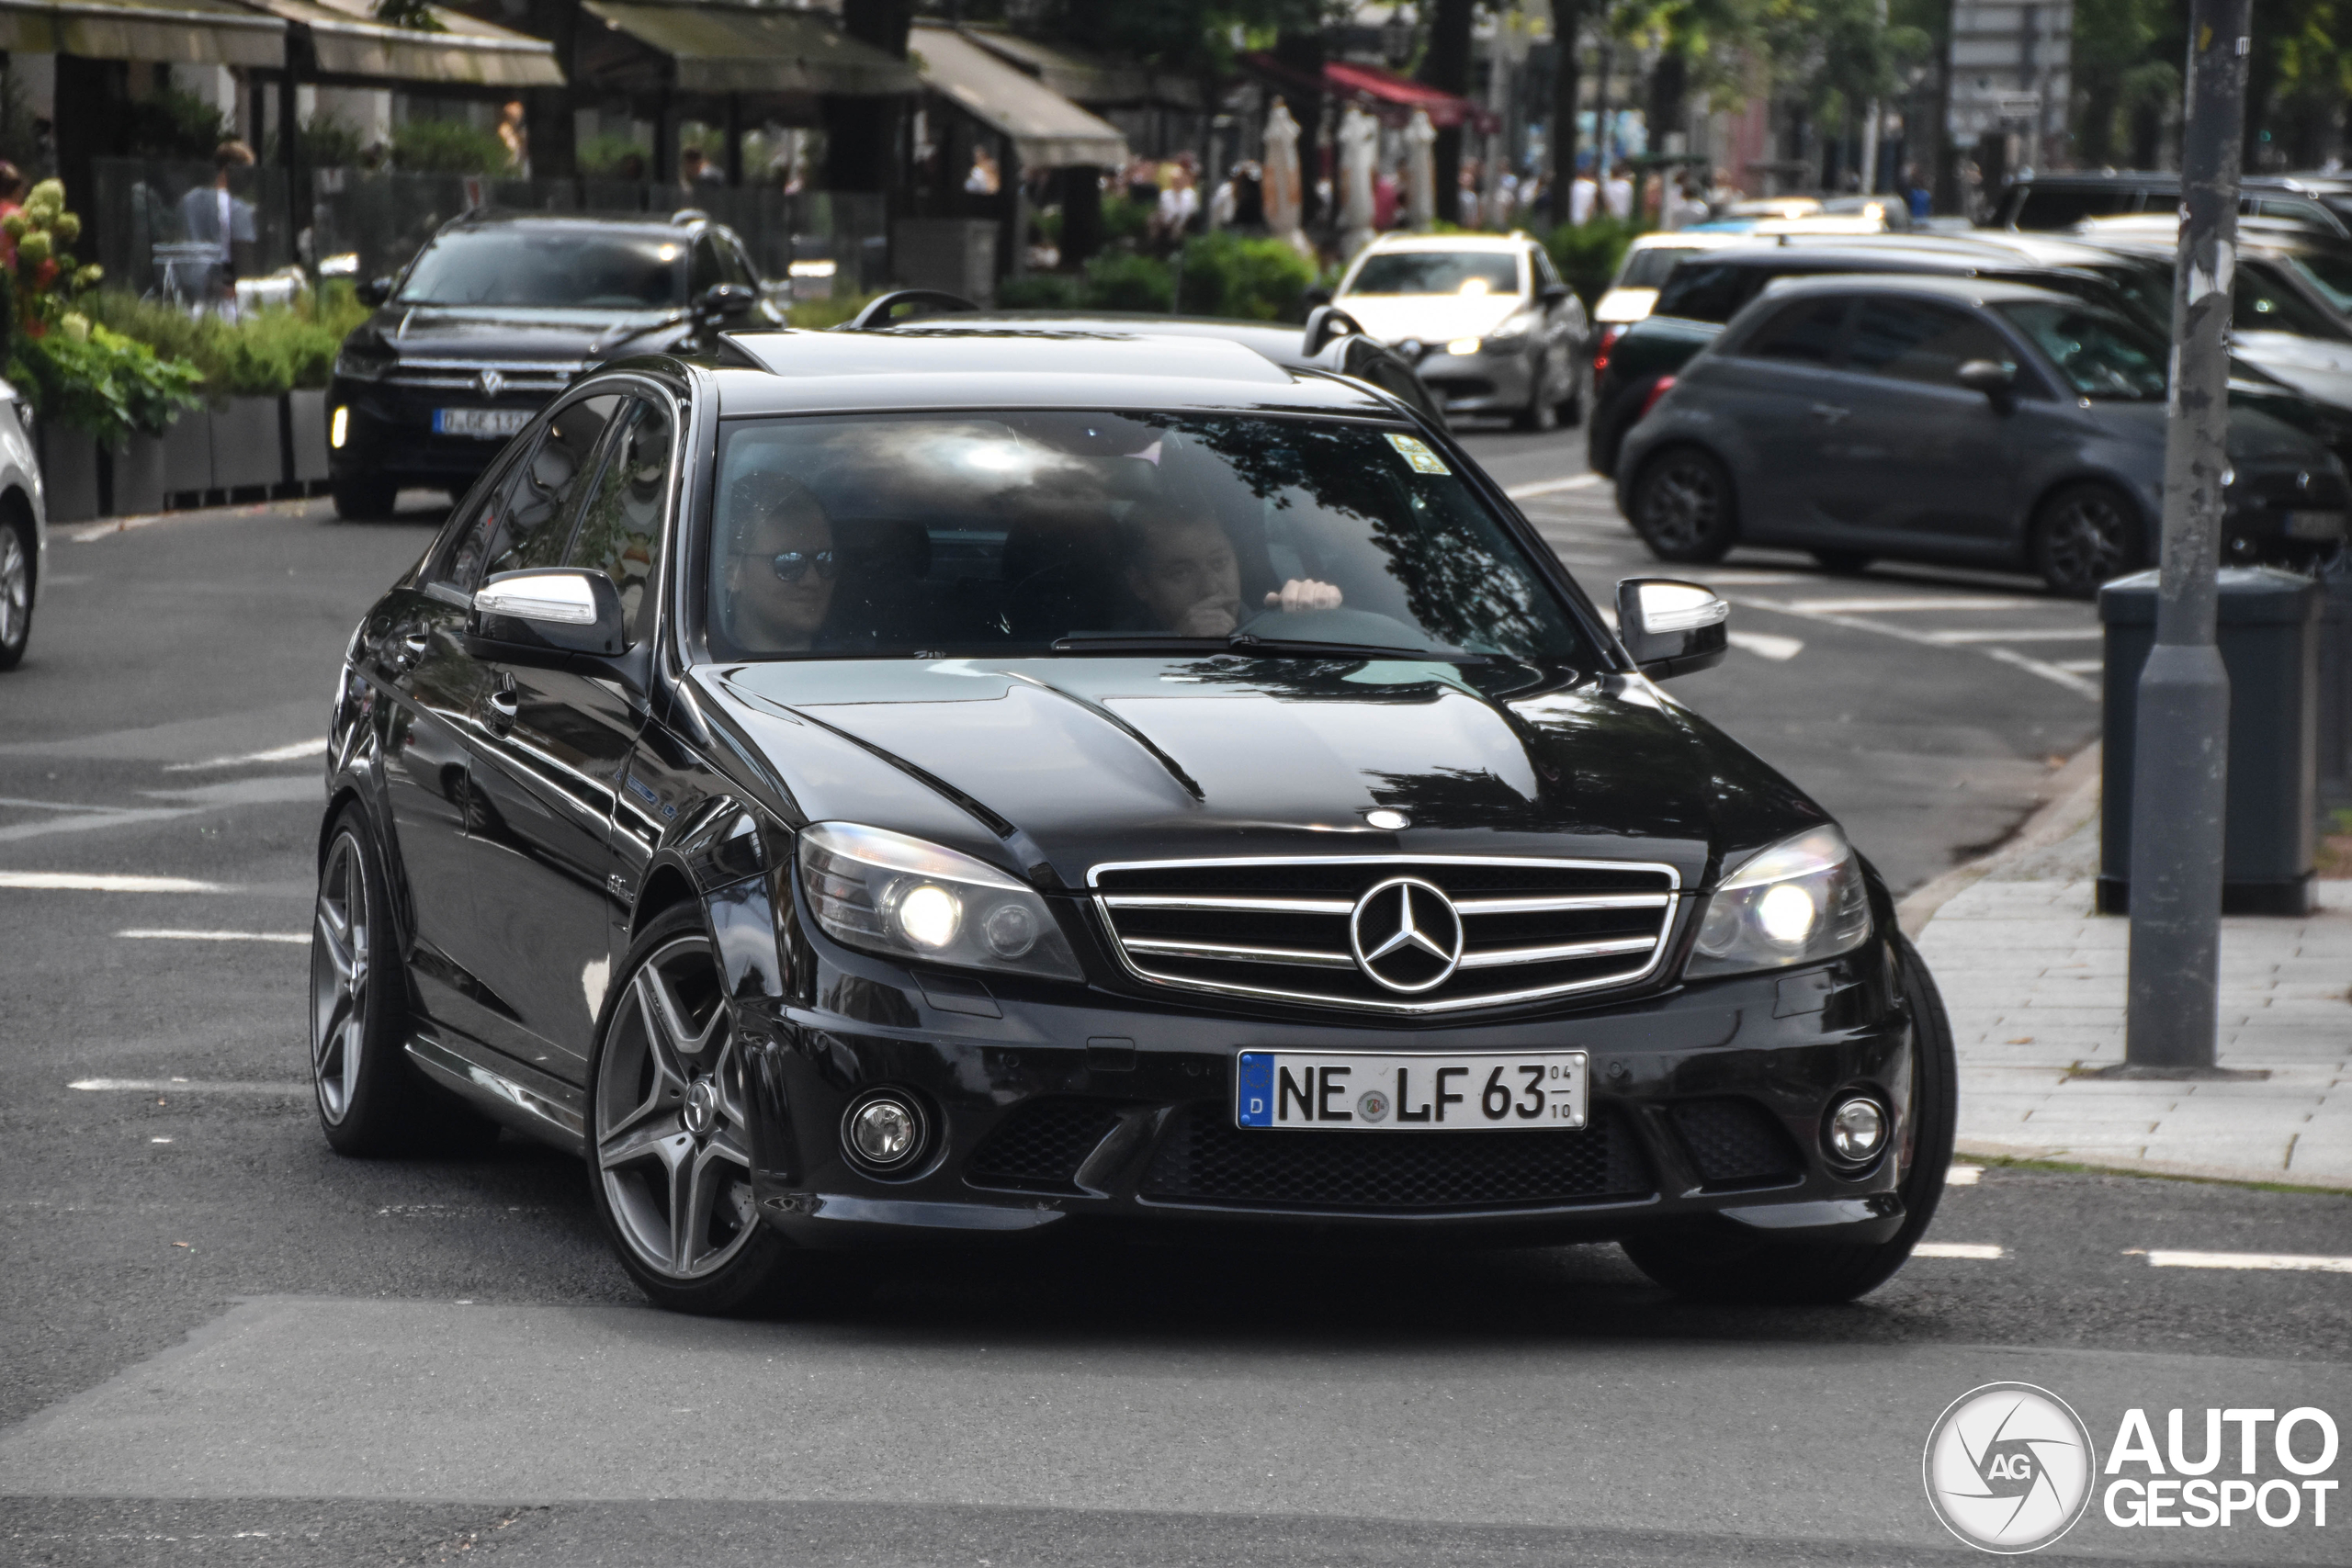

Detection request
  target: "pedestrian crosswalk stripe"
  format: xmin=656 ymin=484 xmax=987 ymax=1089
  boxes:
xmin=1506 ymin=474 xmax=1606 ymax=498
xmin=2138 ymin=1250 xmax=2352 ymax=1272
xmin=1726 ymin=630 xmax=1803 ymax=661
xmin=1916 ymin=1242 xmax=2005 ymax=1258
xmin=116 ymin=928 xmax=307 ymax=944
xmin=1922 ymin=627 xmax=2102 ymax=643
xmin=0 ymin=871 xmax=233 ymax=892
xmin=69 ymin=1078 xmax=311 ymax=1094
xmin=1775 ymin=595 xmax=2049 ymax=614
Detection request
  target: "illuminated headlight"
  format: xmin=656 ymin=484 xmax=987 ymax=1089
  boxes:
xmin=1446 ymin=336 xmax=1483 ymax=355
xmin=797 ymin=822 xmax=1081 ymax=979
xmin=330 ymin=405 xmax=350 ymax=449
xmin=1481 ymin=309 xmax=1542 ymax=353
xmin=332 ymin=346 xmax=392 ymax=381
xmin=1686 ymin=825 xmax=1872 ymax=977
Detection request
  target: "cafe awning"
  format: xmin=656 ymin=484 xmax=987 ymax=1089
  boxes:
xmin=243 ymin=0 xmax=561 ymax=87
xmin=0 ymin=0 xmax=285 ymax=68
xmin=909 ymin=22 xmax=1126 ymax=170
xmin=577 ymin=1 xmax=918 ymax=97
xmin=955 ymin=25 xmax=1198 ymax=110
xmin=1241 ymin=52 xmax=1498 ymax=136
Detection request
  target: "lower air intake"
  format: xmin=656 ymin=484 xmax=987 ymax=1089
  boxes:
xmin=1669 ymin=1099 xmax=1804 ymax=1189
xmin=965 ymin=1099 xmax=1125 ymax=1193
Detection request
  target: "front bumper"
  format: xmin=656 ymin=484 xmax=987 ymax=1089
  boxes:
xmin=1411 ymin=346 xmax=1539 ymax=415
xmin=2221 ymin=463 xmax=2351 ymax=568
xmin=734 ymin=934 xmax=1917 ymax=1253
xmin=326 ymin=376 xmax=557 ymax=490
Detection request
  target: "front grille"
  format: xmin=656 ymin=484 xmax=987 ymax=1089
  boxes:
xmin=966 ymin=1098 xmax=1125 ymax=1193
xmin=1091 ymin=856 xmax=1680 ymax=1014
xmin=1670 ymin=1099 xmax=1803 ymax=1189
xmin=1140 ymin=1103 xmax=1649 ymax=1212
xmin=387 ymin=357 xmax=584 ymax=395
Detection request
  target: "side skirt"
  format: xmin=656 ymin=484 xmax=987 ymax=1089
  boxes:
xmin=405 ymin=1030 xmax=587 ymax=1156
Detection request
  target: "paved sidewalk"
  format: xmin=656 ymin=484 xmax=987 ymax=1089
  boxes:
xmin=1906 ymin=762 xmax=2352 ymax=1190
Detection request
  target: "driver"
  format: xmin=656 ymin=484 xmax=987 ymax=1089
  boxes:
xmin=1122 ymin=508 xmax=1340 ymax=637
xmin=721 ymin=471 xmax=838 ymax=652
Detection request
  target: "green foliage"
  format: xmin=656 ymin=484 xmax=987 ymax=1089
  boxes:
xmin=79 ymin=286 xmax=369 ymax=397
xmin=577 ymin=133 xmax=650 ymax=177
xmin=1101 ymin=195 xmax=1154 ymax=245
xmin=125 ymin=88 xmax=231 ymax=162
xmin=993 ymin=273 xmax=1086 ymax=310
xmin=1079 ymin=252 xmax=1174 ymax=311
xmin=390 ymin=118 xmax=511 ymax=175
xmin=783 ymin=291 xmax=876 ymax=330
xmin=8 ymin=324 xmax=203 ymax=446
xmin=1174 ymin=231 xmax=1316 ymax=321
xmin=272 ymin=114 xmax=368 ymax=170
xmin=1543 ymin=216 xmax=1645 ymax=309
xmin=372 ymin=0 xmax=447 ymax=31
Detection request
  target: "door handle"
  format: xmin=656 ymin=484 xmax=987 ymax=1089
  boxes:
xmin=1810 ymin=403 xmax=1852 ymax=424
xmin=484 ymin=687 xmax=519 ymax=731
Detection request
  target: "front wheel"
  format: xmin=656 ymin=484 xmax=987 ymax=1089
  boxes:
xmin=1629 ymin=446 xmax=1739 ymax=563
xmin=587 ymin=906 xmax=797 ymax=1314
xmin=0 ymin=509 xmax=32 ymax=671
xmin=2029 ymin=482 xmax=2143 ymax=598
xmin=1512 ymin=355 xmax=1559 ymax=433
xmin=1622 ymin=933 xmax=1958 ymax=1304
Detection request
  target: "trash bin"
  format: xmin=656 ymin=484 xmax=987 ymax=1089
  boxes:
xmin=2098 ymin=567 xmax=2322 ymax=915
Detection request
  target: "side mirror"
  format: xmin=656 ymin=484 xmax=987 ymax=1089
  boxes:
xmin=356 ymin=276 xmax=393 ymax=307
xmin=470 ymin=569 xmax=626 ymax=659
xmin=698 ymin=282 xmax=760 ymax=321
xmin=1615 ymin=577 xmax=1729 ymax=678
xmin=1956 ymin=358 xmax=2016 ymax=399
xmin=1539 ymin=281 xmax=1572 ymax=306
xmin=1302 ymin=303 xmax=1366 ymax=357
xmin=1301 ymin=286 xmax=1333 ymax=310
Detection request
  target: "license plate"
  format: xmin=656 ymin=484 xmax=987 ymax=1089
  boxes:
xmin=2285 ymin=510 xmax=2347 ymax=540
xmin=1236 ymin=1050 xmax=1587 ymax=1131
xmin=433 ymin=407 xmax=532 ymax=439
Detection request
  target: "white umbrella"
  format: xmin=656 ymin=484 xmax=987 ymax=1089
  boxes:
xmin=1404 ymin=107 xmax=1435 ymax=232
xmin=1262 ymin=97 xmax=1307 ymax=254
xmin=1338 ymin=103 xmax=1377 ymax=261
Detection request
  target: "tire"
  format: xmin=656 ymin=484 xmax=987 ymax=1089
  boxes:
xmin=1512 ymin=355 xmax=1559 ymax=433
xmin=1811 ymin=549 xmax=1874 ymax=575
xmin=2029 ymin=482 xmax=2143 ymax=598
xmin=1629 ymin=446 xmax=1739 ymax=564
xmin=0 ymin=508 xmax=31 ymax=671
xmin=331 ymin=475 xmax=398 ymax=522
xmin=1622 ymin=932 xmax=1958 ymax=1305
xmin=586 ymin=905 xmax=797 ymax=1314
xmin=311 ymin=807 xmax=496 ymax=1156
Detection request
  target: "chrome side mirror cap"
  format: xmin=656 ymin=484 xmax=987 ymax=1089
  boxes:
xmin=1615 ymin=577 xmax=1729 ymax=679
xmin=1956 ymin=358 xmax=2016 ymax=398
xmin=472 ymin=569 xmax=626 ymax=658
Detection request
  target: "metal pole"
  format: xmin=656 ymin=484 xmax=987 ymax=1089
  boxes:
xmin=2121 ymin=0 xmax=2245 ymax=1074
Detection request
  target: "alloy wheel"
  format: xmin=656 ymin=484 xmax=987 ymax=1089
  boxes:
xmin=310 ymin=832 xmax=370 ymax=1123
xmin=0 ymin=524 xmax=27 ymax=654
xmin=1639 ymin=456 xmax=1724 ymax=556
xmin=595 ymin=936 xmax=759 ymax=1281
xmin=2038 ymin=491 xmax=2132 ymax=594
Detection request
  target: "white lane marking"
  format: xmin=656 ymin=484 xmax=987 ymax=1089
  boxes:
xmin=1983 ymin=646 xmax=2102 ymax=698
xmin=1919 ymin=626 xmax=2102 ymax=644
xmin=1726 ymin=629 xmax=1804 ymax=661
xmin=0 ymin=796 xmax=154 ymax=815
xmin=66 ymin=513 xmax=175 ymax=543
xmin=70 ymin=1078 xmax=311 ymax=1094
xmin=1724 ymin=596 xmax=2099 ymax=699
xmin=1506 ymin=474 xmax=1606 ymax=498
xmin=1915 ymin=1243 xmax=2006 ymax=1259
xmin=1946 ymin=1165 xmax=1983 ymax=1186
xmin=2141 ymin=1250 xmax=2352 ymax=1273
xmin=1773 ymin=595 xmax=2049 ymax=613
xmin=163 ymin=738 xmax=330 ymax=773
xmin=2053 ymin=659 xmax=2104 ymax=675
xmin=117 ymin=928 xmax=308 ymax=944
xmin=0 ymin=871 xmax=232 ymax=892
xmin=1691 ymin=571 xmax=1816 ymax=585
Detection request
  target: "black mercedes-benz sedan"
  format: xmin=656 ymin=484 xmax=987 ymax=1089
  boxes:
xmin=324 ymin=209 xmax=776 ymax=520
xmin=313 ymin=328 xmax=1955 ymax=1314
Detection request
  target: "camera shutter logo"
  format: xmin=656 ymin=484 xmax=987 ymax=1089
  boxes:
xmin=1923 ymin=1382 xmax=2098 ymax=1553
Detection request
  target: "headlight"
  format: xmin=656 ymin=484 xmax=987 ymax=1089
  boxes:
xmin=333 ymin=345 xmax=393 ymax=381
xmin=1445 ymin=336 xmax=1483 ymax=355
xmin=1685 ymin=826 xmax=1871 ymax=978
xmin=1482 ymin=309 xmax=1542 ymax=352
xmin=797 ymin=822 xmax=1082 ymax=981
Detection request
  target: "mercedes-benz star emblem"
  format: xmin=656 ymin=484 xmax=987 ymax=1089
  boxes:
xmin=1348 ymin=875 xmax=1464 ymax=994
xmin=476 ymin=367 xmax=505 ymax=400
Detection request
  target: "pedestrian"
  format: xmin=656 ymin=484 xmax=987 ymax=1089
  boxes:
xmin=965 ymin=147 xmax=1001 ymax=197
xmin=178 ymin=141 xmax=256 ymax=318
xmin=1660 ymin=175 xmax=1704 ymax=231
xmin=1602 ymin=165 xmax=1633 ymax=221
xmin=679 ymin=147 xmax=707 ymax=186
xmin=495 ymin=100 xmax=528 ymax=175
xmin=1902 ymin=164 xmax=1933 ymax=220
xmin=1569 ymin=157 xmax=1597 ymax=225
xmin=1154 ymin=159 xmax=1198 ymax=244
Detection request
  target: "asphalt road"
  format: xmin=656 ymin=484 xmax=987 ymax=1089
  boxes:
xmin=2 ymin=446 xmax=2344 ymax=1567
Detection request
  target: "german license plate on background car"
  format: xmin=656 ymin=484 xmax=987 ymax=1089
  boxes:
xmin=433 ymin=408 xmax=532 ymax=439
xmin=1236 ymin=1051 xmax=1587 ymax=1131
xmin=2285 ymin=510 xmax=2347 ymax=540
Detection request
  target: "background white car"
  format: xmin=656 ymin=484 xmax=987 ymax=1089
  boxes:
xmin=0 ymin=378 xmax=46 ymax=671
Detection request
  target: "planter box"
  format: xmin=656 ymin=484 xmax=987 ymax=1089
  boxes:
xmin=161 ymin=411 xmax=210 ymax=496
xmin=287 ymin=389 xmax=330 ymax=482
xmin=209 ymin=397 xmax=283 ymax=491
xmin=38 ymin=425 xmax=102 ymax=523
xmin=109 ymin=433 xmax=168 ymax=516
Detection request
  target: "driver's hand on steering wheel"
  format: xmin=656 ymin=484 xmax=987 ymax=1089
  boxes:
xmin=1263 ymin=579 xmax=1343 ymax=615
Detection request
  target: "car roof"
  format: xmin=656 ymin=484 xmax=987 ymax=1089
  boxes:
xmin=1353 ymin=232 xmax=1533 ymax=254
xmin=442 ymin=209 xmax=718 ymax=234
xmin=709 ymin=328 xmax=1396 ymax=418
xmin=1755 ymin=273 xmax=2075 ymax=308
xmin=1677 ymin=244 xmax=1980 ymax=273
xmin=881 ymin=312 xmax=1316 ymax=364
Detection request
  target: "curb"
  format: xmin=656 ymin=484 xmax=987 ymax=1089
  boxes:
xmin=1951 ymin=1140 xmax=2352 ymax=1194
xmin=1895 ymin=743 xmax=2103 ymax=940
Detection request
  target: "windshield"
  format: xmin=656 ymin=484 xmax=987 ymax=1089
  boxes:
xmin=396 ymin=229 xmax=687 ymax=310
xmin=1346 ymin=252 xmax=1523 ymax=297
xmin=704 ymin=412 xmax=1590 ymax=664
xmin=2284 ymin=252 xmax=2352 ymax=315
xmin=1997 ymin=301 xmax=2169 ymax=400
xmin=1617 ymin=246 xmax=1702 ymax=289
xmin=2238 ymin=259 xmax=2348 ymax=338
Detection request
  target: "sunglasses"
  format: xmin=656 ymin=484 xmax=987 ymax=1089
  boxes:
xmin=770 ymin=550 xmax=838 ymax=584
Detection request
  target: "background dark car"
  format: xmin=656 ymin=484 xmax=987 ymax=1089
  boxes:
xmin=1988 ymin=170 xmax=2350 ymax=239
xmin=326 ymin=210 xmax=778 ymax=520
xmin=1616 ymin=275 xmax=2352 ymax=593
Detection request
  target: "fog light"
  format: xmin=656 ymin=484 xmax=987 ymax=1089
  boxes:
xmin=330 ymin=404 xmax=349 ymax=449
xmin=1826 ymin=1096 xmax=1887 ymax=1162
xmin=842 ymin=1092 xmax=925 ymax=1171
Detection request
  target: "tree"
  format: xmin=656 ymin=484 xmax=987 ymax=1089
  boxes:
xmin=2072 ymin=0 xmax=2177 ymax=168
xmin=825 ymin=0 xmax=915 ymax=194
xmin=1419 ymin=0 xmax=1476 ymax=224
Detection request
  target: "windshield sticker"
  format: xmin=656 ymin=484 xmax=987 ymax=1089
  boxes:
xmin=1385 ymin=433 xmax=1451 ymax=475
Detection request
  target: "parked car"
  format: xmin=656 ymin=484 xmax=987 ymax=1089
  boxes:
xmin=1325 ymin=232 xmax=1590 ymax=429
xmin=0 ymin=378 xmax=45 ymax=671
xmin=842 ymin=292 xmax=1450 ymax=429
xmin=1590 ymin=231 xmax=1756 ymax=366
xmin=1617 ymin=275 xmax=2351 ymax=594
xmin=325 ymin=209 xmax=780 ymax=520
xmin=315 ymin=328 xmax=1959 ymax=1314
xmin=1987 ymin=170 xmax=2351 ymax=239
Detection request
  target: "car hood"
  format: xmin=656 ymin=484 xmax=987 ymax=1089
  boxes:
xmin=1334 ymin=294 xmax=1528 ymax=345
xmin=2236 ymin=331 xmax=2352 ymax=379
xmin=2089 ymin=399 xmax=2330 ymax=464
xmin=361 ymin=304 xmax=690 ymax=363
xmin=695 ymin=658 xmax=1825 ymax=893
